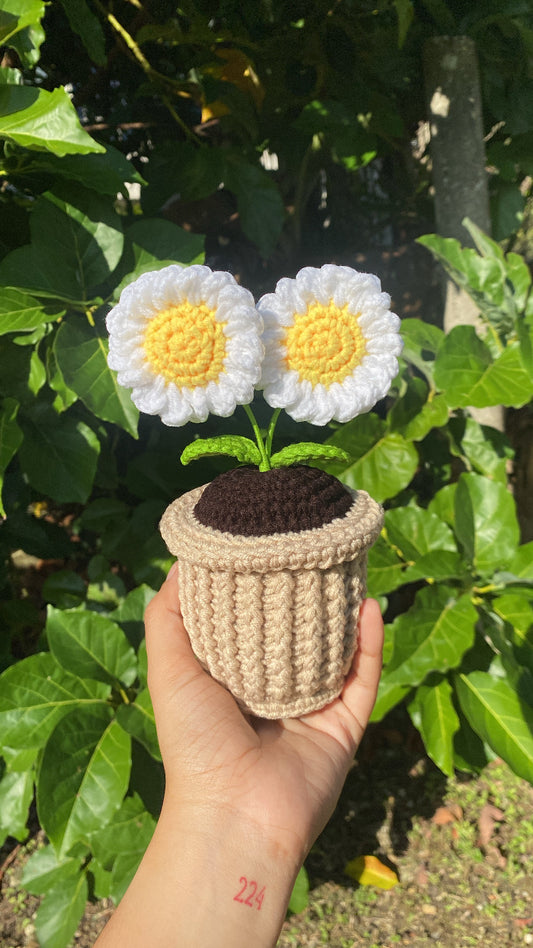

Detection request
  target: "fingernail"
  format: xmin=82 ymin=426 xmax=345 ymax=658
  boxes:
xmin=167 ymin=561 xmax=179 ymax=580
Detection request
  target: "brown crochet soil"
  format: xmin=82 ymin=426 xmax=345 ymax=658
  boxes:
xmin=193 ymin=465 xmax=353 ymax=536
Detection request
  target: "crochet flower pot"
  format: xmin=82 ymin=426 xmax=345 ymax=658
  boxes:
xmin=160 ymin=466 xmax=383 ymax=718
xmin=106 ymin=261 xmax=402 ymax=719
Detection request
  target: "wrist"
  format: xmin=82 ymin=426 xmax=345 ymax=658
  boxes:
xmin=149 ymin=798 xmax=299 ymax=948
xmin=96 ymin=792 xmax=302 ymax=948
xmin=157 ymin=793 xmax=301 ymax=944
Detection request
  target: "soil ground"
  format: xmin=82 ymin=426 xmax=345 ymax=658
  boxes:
xmin=1 ymin=710 xmax=532 ymax=948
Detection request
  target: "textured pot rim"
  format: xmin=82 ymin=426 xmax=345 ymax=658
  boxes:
xmin=160 ymin=482 xmax=383 ymax=574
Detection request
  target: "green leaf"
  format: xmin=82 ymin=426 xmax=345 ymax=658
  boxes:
xmin=0 ymin=768 xmax=33 ymax=846
xmin=507 ymin=542 xmax=533 ymax=582
xmin=0 ymin=337 xmax=35 ymax=402
xmin=87 ymin=572 xmax=126 ymax=611
xmin=0 ymin=0 xmax=44 ymax=45
xmin=366 ymin=535 xmax=406 ymax=597
xmin=0 ymin=510 xmax=74 ymax=560
xmin=401 ymin=550 xmax=464 ymax=584
xmin=399 ymin=317 xmax=445 ymax=385
xmin=224 ymin=156 xmax=284 ymax=258
xmin=476 ymin=345 xmax=533 ymax=408
xmin=116 ymin=219 xmax=205 ymax=294
xmin=294 ymin=99 xmax=378 ymax=170
xmin=447 ymin=416 xmax=513 ymax=485
xmin=54 ymin=320 xmax=138 ymax=437
xmin=111 ymin=585 xmax=156 ymax=652
xmin=42 ymin=569 xmax=86 ymax=609
xmin=8 ymin=18 xmax=44 ymax=68
xmin=0 ymin=287 xmax=63 ymax=334
xmin=270 ymin=442 xmax=351 ymax=468
xmin=394 ymin=0 xmax=414 ymax=46
xmin=109 ymin=852 xmax=145 ymax=903
xmin=20 ymin=144 xmax=144 ymax=197
xmin=2 ymin=745 xmax=38 ymax=773
xmin=434 ymin=325 xmax=490 ymax=404
xmin=418 ymin=232 xmax=514 ymax=333
xmin=384 ymin=505 xmax=457 ymax=562
xmin=57 ymin=0 xmax=106 ymax=65
xmin=89 ymin=793 xmax=156 ymax=867
xmin=0 ymin=85 xmax=104 ymax=155
xmin=288 ymin=866 xmax=309 ymax=914
xmin=0 ymin=66 xmax=22 ymax=84
xmin=505 ymin=252 xmax=532 ymax=312
xmin=37 ymin=706 xmax=131 ymax=857
xmin=46 ymin=346 xmax=78 ymax=413
xmin=436 ymin=326 xmax=533 ymax=409
xmin=492 ymin=593 xmax=533 ymax=675
xmin=462 ymin=218 xmax=507 ymax=265
xmin=91 ymin=858 xmax=113 ymax=899
xmin=455 ymin=671 xmax=533 ymax=783
xmin=128 ymin=218 xmax=205 ymax=267
xmin=384 ymin=586 xmax=477 ymax=687
xmin=116 ymin=688 xmax=161 ymax=761
xmin=518 ymin=308 xmax=533 ymax=376
xmin=89 ymin=792 xmax=156 ymax=900
xmin=0 ymin=396 xmax=22 ymax=517
xmin=34 ymin=871 xmax=88 ymax=948
xmin=397 ymin=391 xmax=449 ymax=442
xmin=46 ymin=607 xmax=137 ymax=687
xmin=0 ymin=186 xmax=124 ymax=302
xmin=22 ymin=843 xmax=83 ymax=895
xmin=408 ymin=676 xmax=459 ymax=776
xmin=137 ymin=640 xmax=148 ymax=688
xmin=18 ymin=404 xmax=101 ymax=503
xmin=453 ymin=707 xmax=490 ymax=774
xmin=0 ymin=652 xmax=110 ymax=749
xmin=491 ymin=182 xmax=525 ymax=241
xmin=181 ymin=435 xmax=261 ymax=467
xmin=328 ymin=414 xmax=418 ymax=503
xmin=370 ymin=679 xmax=411 ymax=722
xmin=427 ymin=483 xmax=457 ymax=530
xmin=141 ymin=141 xmax=222 ymax=211
xmin=454 ymin=472 xmax=520 ymax=574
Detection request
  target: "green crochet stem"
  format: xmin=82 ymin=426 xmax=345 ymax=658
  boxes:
xmin=243 ymin=404 xmax=281 ymax=471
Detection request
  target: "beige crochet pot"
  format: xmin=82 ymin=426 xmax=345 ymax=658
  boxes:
xmin=160 ymin=482 xmax=383 ymax=719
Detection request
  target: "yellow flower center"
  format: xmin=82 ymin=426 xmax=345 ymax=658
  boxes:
xmin=143 ymin=301 xmax=227 ymax=388
xmin=284 ymin=301 xmax=367 ymax=387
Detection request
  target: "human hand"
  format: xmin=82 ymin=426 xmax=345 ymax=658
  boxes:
xmin=95 ymin=565 xmax=383 ymax=948
xmin=145 ymin=562 xmax=384 ymax=865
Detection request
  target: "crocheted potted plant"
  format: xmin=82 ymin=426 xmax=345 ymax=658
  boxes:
xmin=106 ymin=263 xmax=402 ymax=718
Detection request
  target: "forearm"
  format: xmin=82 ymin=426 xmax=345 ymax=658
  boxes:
xmin=94 ymin=795 xmax=301 ymax=948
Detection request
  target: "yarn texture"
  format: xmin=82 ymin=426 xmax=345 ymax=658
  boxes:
xmin=160 ymin=480 xmax=383 ymax=718
xmin=194 ymin=465 xmax=354 ymax=536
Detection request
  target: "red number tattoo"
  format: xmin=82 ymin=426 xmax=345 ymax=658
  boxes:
xmin=233 ymin=877 xmax=247 ymax=903
xmin=233 ymin=876 xmax=266 ymax=911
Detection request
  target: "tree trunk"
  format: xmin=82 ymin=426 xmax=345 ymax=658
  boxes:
xmin=423 ymin=35 xmax=503 ymax=430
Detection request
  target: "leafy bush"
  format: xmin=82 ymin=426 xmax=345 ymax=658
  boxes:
xmin=328 ymin=221 xmax=533 ymax=783
xmin=1 ymin=3 xmax=533 ymax=945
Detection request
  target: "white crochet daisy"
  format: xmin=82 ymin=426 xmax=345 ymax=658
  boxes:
xmin=257 ymin=264 xmax=403 ymax=426
xmin=106 ymin=264 xmax=264 ymax=426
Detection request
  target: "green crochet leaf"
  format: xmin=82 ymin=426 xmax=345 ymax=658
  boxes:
xmin=180 ymin=435 xmax=262 ymax=467
xmin=270 ymin=442 xmax=352 ymax=468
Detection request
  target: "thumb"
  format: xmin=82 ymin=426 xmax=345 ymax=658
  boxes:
xmin=144 ymin=563 xmax=206 ymax=710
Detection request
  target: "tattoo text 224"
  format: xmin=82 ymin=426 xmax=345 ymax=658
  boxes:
xmin=233 ymin=877 xmax=266 ymax=911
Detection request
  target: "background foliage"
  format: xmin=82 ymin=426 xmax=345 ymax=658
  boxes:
xmin=0 ymin=1 xmax=532 ymax=945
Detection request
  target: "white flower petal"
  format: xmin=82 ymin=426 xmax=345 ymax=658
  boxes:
xmin=106 ymin=264 xmax=263 ymax=426
xmin=259 ymin=263 xmax=402 ymax=426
